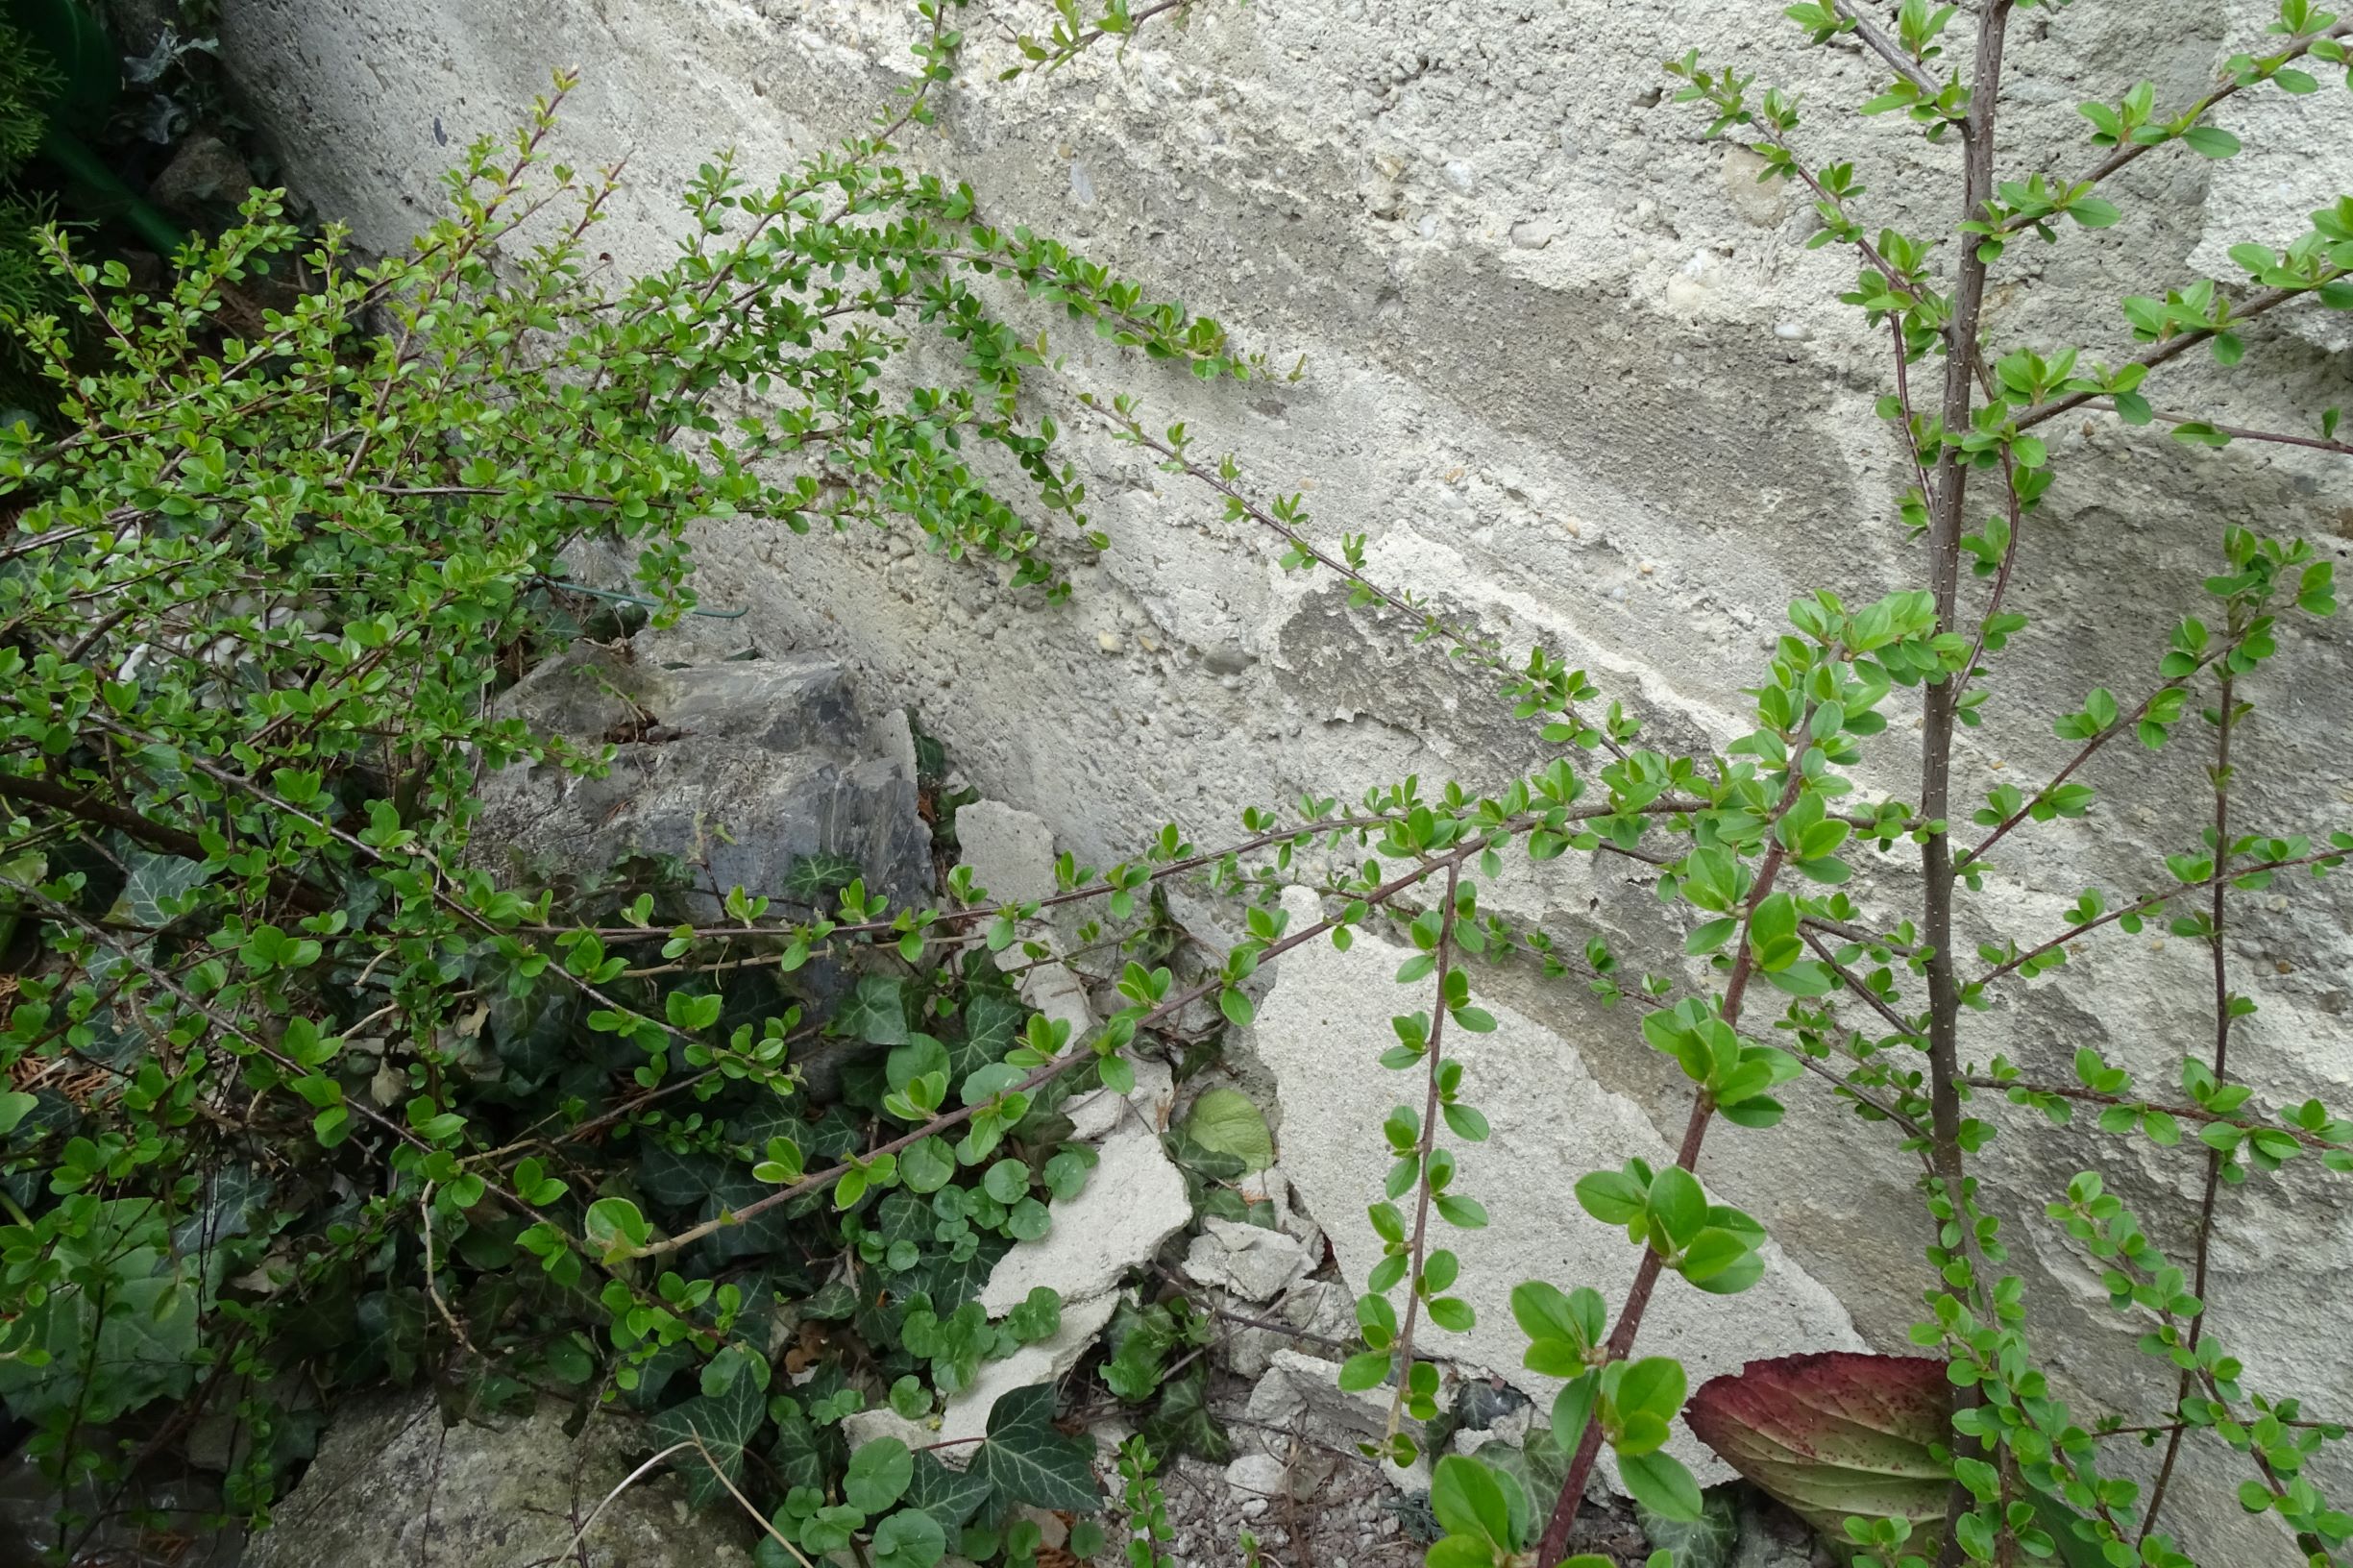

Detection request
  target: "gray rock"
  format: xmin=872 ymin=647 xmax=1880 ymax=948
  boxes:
xmin=1224 ymin=1451 xmax=1287 ymax=1503
xmin=1244 ymin=1352 xmax=1430 ymax=1492
xmin=150 ymin=134 xmax=257 ymax=219
xmin=475 ymin=646 xmax=931 ymax=918
xmin=243 ymin=1392 xmax=756 ymax=1568
xmin=1213 ymin=1275 xmax=1352 ymax=1382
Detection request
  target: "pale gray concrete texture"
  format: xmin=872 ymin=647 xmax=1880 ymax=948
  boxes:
xmin=224 ymin=1 xmax=2353 ymax=1558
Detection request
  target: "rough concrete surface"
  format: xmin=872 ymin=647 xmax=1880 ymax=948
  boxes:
xmin=224 ymin=2 xmax=2353 ymax=1558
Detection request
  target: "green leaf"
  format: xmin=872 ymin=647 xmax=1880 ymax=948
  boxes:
xmin=888 ymin=1034 xmax=952 ymax=1093
xmin=1512 ymin=1282 xmax=1605 ymax=1352
xmin=904 ymin=1450 xmax=994 ymax=1530
xmin=0 ymin=1090 xmax=36 ymax=1136
xmin=837 ymin=975 xmax=911 ymax=1045
xmin=871 ymin=1507 xmax=948 ymax=1568
xmin=1552 ymin=1373 xmax=1599 ymax=1454
xmin=1575 ymin=1169 xmax=1647 ymax=1225
xmin=1182 ymin=1087 xmax=1275 ymax=1171
xmin=1617 ymin=1448 xmax=1703 ymax=1523
xmin=901 ymin=1137 xmax=958 ymax=1193
xmin=1646 ymin=1165 xmax=1705 ymax=1245
xmin=1339 ymin=1350 xmax=1393 ymax=1391
xmin=971 ymin=1382 xmax=1099 ymax=1509
xmin=649 ymin=1370 xmax=769 ymax=1508
xmin=1430 ymin=1454 xmax=1515 ymax=1549
xmin=1615 ymin=1358 xmax=1688 ymax=1426
xmin=1684 ymin=917 xmax=1739 ymax=956
xmin=583 ymin=1196 xmax=651 ymax=1258
xmin=846 ymin=1436 xmax=915 ymax=1513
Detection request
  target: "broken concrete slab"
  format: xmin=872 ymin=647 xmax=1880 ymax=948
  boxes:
xmin=1223 ymin=1451 xmax=1287 ymax=1506
xmin=978 ymin=1121 xmax=1190 ymax=1316
xmin=1243 ymin=1350 xmax=1431 ymax=1492
xmin=842 ymin=1406 xmax=938 ymax=1460
xmin=1213 ymin=1276 xmax=1354 ymax=1383
xmin=934 ymin=1292 xmax=1122 ymax=1449
xmin=1182 ymin=1216 xmax=1314 ymax=1304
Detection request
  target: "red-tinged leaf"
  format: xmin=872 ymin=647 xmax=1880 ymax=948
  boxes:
xmin=1683 ymin=1352 xmax=1950 ymax=1556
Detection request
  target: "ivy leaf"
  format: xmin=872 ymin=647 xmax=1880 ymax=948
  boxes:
xmin=950 ymin=991 xmax=1026 ymax=1084
xmin=0 ymin=1224 xmax=205 ymax=1421
xmin=904 ymin=1449 xmax=994 ymax=1530
xmin=1181 ymin=1088 xmax=1275 ymax=1171
xmin=770 ymin=1404 xmax=837 ymax=1492
xmin=1140 ymin=1364 xmax=1229 ymax=1461
xmin=650 ymin=1370 xmax=770 ymax=1507
xmin=971 ymin=1382 xmax=1099 ymax=1509
xmin=784 ymin=850 xmax=865 ymax=901
xmin=836 ymin=975 xmax=911 ymax=1045
xmin=111 ymin=845 xmax=215 ymax=927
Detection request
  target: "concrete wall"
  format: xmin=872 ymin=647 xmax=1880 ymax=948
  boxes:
xmin=223 ymin=2 xmax=2353 ymax=1557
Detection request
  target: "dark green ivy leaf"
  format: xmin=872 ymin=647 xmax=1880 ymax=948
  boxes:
xmin=972 ymin=1381 xmax=1099 ymax=1509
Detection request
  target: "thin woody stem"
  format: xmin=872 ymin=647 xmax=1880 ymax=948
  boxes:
xmin=1385 ymin=859 xmax=1461 ymax=1436
xmin=1920 ymin=11 xmax=2016 ymax=1561
xmin=1532 ymin=766 xmax=1807 ymax=1568
xmin=2142 ymin=666 xmax=2238 ymax=1538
